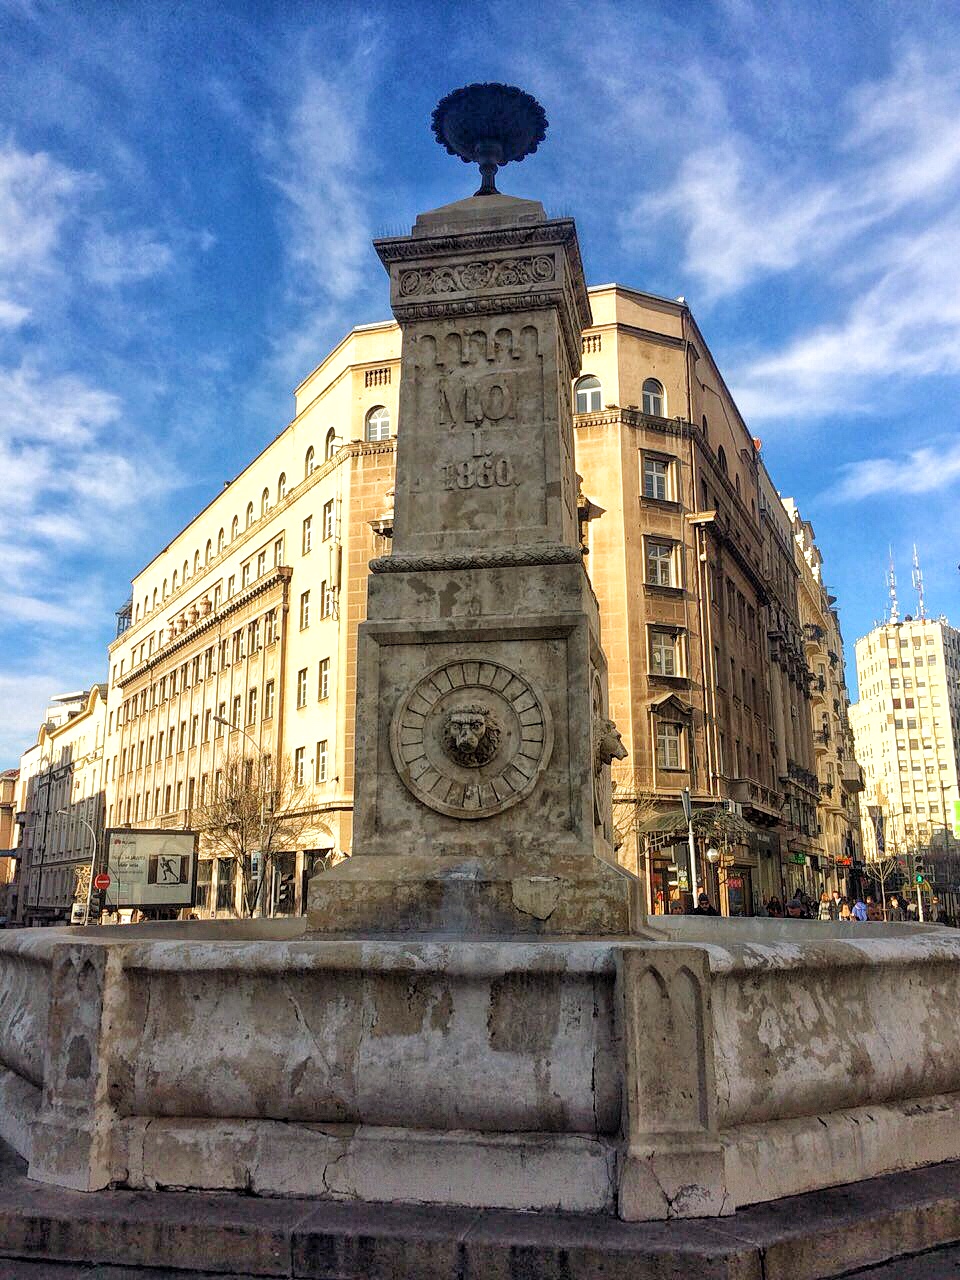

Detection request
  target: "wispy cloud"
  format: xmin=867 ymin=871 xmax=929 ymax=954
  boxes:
xmin=829 ymin=440 xmax=960 ymax=503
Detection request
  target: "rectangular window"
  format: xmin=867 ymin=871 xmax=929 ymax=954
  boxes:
xmin=204 ymin=647 xmax=214 ymax=678
xmin=213 ymin=584 xmax=222 ymax=609
xmin=247 ymin=687 xmax=258 ymax=724
xmin=157 ymin=732 xmax=164 ymax=759
xmin=164 ymin=784 xmax=171 ymax=813
xmin=217 ymin=701 xmax=226 ymax=734
xmin=249 ymin=618 xmax=261 ymax=653
xmin=302 ymin=515 xmax=313 ymax=555
xmin=175 ymin=781 xmax=183 ymax=810
xmin=178 ymin=721 xmax=187 ymax=752
xmin=264 ymin=679 xmax=275 ymax=720
xmin=265 ymin=608 xmax=277 ymax=645
xmin=297 ymin=668 xmax=308 ymax=708
xmin=274 ymin=537 xmax=284 ymax=567
xmin=200 ymin=773 xmax=208 ymax=804
xmin=316 ymin=739 xmax=329 ymax=783
xmin=231 ymin=695 xmax=241 ymax=729
xmin=187 ymin=777 xmax=196 ymax=811
xmin=294 ymin=746 xmax=305 ymax=787
xmin=241 ymin=562 xmax=251 ymax=588
xmin=643 ymin=456 xmax=670 ymax=501
xmin=227 ymin=575 xmax=236 ymax=599
xmin=190 ymin=714 xmax=199 ymax=747
xmin=318 ymin=658 xmax=330 ymax=700
xmin=203 ymin=709 xmax=212 ymax=741
xmin=656 ymin=722 xmax=682 ymax=770
xmin=300 ymin=591 xmax=310 ymax=629
xmin=650 ymin=629 xmax=679 ymax=676
xmin=322 ymin=581 xmax=335 ymax=617
xmin=256 ymin=550 xmax=266 ymax=578
xmin=191 ymin=656 xmax=201 ymax=684
xmin=322 ymin=499 xmax=335 ymax=540
xmin=646 ymin=539 xmax=674 ymax=587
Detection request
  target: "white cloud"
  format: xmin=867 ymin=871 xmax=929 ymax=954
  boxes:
xmin=261 ymin=72 xmax=372 ymax=304
xmin=733 ymin=218 xmax=960 ymax=420
xmin=81 ymin=227 xmax=174 ymax=286
xmin=829 ymin=441 xmax=960 ymax=503
xmin=630 ymin=44 xmax=960 ymax=302
xmin=0 ymin=297 xmax=29 ymax=328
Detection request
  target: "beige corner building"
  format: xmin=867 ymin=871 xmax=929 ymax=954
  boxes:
xmin=850 ymin=616 xmax=960 ymax=861
xmin=13 ymin=687 xmax=107 ymax=926
xmin=97 ymin=284 xmax=860 ymax=918
xmin=104 ymin=324 xmax=400 ymax=916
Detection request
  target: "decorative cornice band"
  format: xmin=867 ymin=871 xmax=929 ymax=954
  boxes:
xmin=370 ymin=545 xmax=583 ymax=574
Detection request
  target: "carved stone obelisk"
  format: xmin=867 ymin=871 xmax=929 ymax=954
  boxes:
xmin=308 ymin=85 xmax=639 ymax=934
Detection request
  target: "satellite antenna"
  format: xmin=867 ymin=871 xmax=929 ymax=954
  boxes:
xmin=888 ymin=548 xmax=899 ymax=624
xmin=912 ymin=544 xmax=926 ymax=621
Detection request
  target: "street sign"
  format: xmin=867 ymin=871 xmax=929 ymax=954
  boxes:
xmin=953 ymin=799 xmax=960 ymax=841
xmin=94 ymin=872 xmax=111 ymax=891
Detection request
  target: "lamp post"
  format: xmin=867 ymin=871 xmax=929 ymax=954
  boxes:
xmin=212 ymin=716 xmax=267 ymax=916
xmin=57 ymin=807 xmax=99 ymax=926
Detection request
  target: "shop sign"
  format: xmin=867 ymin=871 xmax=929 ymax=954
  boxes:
xmin=789 ymin=852 xmax=807 ymax=866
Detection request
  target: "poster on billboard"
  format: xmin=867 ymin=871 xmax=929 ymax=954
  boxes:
xmin=103 ymin=829 xmax=198 ymax=908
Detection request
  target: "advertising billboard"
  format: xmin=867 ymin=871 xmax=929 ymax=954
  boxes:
xmin=102 ymin=829 xmax=198 ymax=909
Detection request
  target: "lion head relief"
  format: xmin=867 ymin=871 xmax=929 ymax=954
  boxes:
xmin=442 ymin=704 xmax=502 ymax=768
xmin=595 ymin=718 xmax=628 ymax=771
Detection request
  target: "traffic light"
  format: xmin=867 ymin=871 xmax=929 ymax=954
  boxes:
xmin=915 ymin=852 xmax=925 ymax=885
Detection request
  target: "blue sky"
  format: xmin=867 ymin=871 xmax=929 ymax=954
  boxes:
xmin=2 ymin=0 xmax=959 ymax=764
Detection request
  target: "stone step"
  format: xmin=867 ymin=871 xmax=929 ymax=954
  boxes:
xmin=3 ymin=1138 xmax=960 ymax=1279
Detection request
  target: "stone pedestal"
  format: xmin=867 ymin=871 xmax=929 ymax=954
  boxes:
xmin=309 ymin=192 xmax=636 ymax=935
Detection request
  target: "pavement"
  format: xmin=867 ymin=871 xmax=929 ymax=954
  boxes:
xmin=3 ymin=1138 xmax=960 ymax=1279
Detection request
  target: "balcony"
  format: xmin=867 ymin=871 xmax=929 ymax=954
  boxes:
xmin=840 ymin=758 xmax=864 ymax=792
xmin=730 ymin=778 xmax=782 ymax=825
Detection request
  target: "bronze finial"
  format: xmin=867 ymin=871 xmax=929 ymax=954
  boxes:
xmin=431 ymin=83 xmax=548 ymax=196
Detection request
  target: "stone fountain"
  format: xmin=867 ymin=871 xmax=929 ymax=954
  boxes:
xmin=2 ymin=85 xmax=960 ymax=1225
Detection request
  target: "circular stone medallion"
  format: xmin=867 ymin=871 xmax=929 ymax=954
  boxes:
xmin=390 ymin=660 xmax=553 ymax=819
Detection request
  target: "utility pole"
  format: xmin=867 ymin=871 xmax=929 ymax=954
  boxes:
xmin=681 ymin=786 xmax=699 ymax=903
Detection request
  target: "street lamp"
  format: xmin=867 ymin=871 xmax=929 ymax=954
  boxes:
xmin=57 ymin=807 xmax=99 ymax=926
xmin=706 ymin=845 xmax=721 ymax=865
xmin=212 ymin=716 xmax=268 ymax=915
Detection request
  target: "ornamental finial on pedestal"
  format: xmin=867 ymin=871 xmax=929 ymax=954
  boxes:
xmin=431 ymin=83 xmax=548 ymax=196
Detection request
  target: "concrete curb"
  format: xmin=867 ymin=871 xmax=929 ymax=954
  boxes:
xmin=2 ymin=1140 xmax=960 ymax=1278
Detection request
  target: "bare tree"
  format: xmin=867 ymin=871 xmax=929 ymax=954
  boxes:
xmin=192 ymin=750 xmax=314 ymax=917
xmin=611 ymin=765 xmax=660 ymax=879
xmin=864 ymin=853 xmax=905 ymax=918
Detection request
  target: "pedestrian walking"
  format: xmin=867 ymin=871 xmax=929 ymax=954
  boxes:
xmin=852 ymin=896 xmax=868 ymax=922
xmin=887 ymin=895 xmax=906 ymax=922
xmin=817 ymin=892 xmax=835 ymax=922
xmin=839 ymin=899 xmax=853 ymax=921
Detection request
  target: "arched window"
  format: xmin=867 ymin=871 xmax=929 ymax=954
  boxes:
xmin=182 ymin=558 xmax=189 ymax=582
xmin=205 ymin=539 xmax=213 ymax=564
xmin=134 ymin=603 xmax=140 ymax=622
xmin=324 ymin=428 xmax=338 ymax=461
xmin=701 ymin=415 xmax=709 ymax=442
xmin=574 ymin=375 xmax=601 ymax=414
xmin=305 ymin=446 xmax=316 ymax=477
xmin=143 ymin=596 xmax=149 ymax=617
xmin=162 ymin=577 xmax=169 ymax=599
xmin=277 ymin=473 xmax=286 ymax=502
xmin=230 ymin=516 xmax=239 ymax=541
xmin=245 ymin=502 xmax=254 ymax=529
xmin=193 ymin=550 xmax=200 ymax=575
xmin=717 ymin=446 xmax=728 ymax=476
xmin=172 ymin=570 xmax=178 ymax=592
xmin=365 ymin=406 xmax=391 ymax=441
xmin=735 ymin=474 xmax=741 ymax=497
xmin=642 ymin=378 xmax=665 ymax=416
xmin=261 ymin=488 xmax=270 ymax=516
xmin=217 ymin=528 xmax=226 ymax=554
xmin=152 ymin=588 xmax=158 ymax=609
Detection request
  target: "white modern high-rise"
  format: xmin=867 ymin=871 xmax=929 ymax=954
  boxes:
xmin=850 ymin=615 xmax=960 ymax=857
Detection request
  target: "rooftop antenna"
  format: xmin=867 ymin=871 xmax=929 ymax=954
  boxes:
xmin=912 ymin=544 xmax=926 ymax=621
xmin=888 ymin=548 xmax=899 ymax=625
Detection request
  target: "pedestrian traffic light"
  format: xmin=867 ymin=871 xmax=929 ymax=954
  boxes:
xmin=915 ymin=853 xmax=925 ymax=885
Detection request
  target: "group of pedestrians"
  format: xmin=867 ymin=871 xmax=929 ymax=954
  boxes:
xmin=761 ymin=888 xmax=938 ymax=923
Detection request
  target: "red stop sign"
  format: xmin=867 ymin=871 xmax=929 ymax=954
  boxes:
xmin=94 ymin=873 xmax=111 ymax=891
